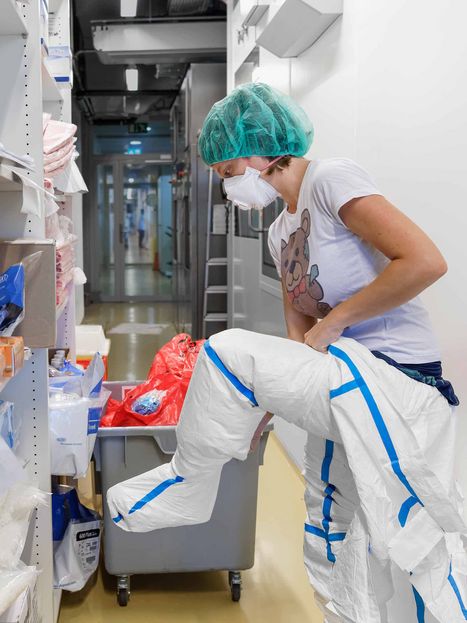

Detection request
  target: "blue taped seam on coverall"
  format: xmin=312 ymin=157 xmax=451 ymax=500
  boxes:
xmin=204 ymin=340 xmax=258 ymax=406
xmin=448 ymin=563 xmax=467 ymax=619
xmin=128 ymin=476 xmax=184 ymax=514
xmin=112 ymin=476 xmax=184 ymax=523
xmin=305 ymin=439 xmax=347 ymax=563
xmin=329 ymin=378 xmax=363 ymax=399
xmin=321 ymin=438 xmax=334 ymax=482
xmin=328 ymin=344 xmax=424 ymax=523
xmin=399 ymin=496 xmax=420 ymax=528
xmin=327 ymin=344 xmax=467 ymax=619
xmin=412 ymin=586 xmax=426 ymax=623
xmin=305 ymin=524 xmax=346 ymax=542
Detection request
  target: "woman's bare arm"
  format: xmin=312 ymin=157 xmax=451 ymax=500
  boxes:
xmin=304 ymin=194 xmax=447 ymax=350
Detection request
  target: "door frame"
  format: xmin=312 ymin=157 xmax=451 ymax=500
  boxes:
xmin=90 ymin=154 xmax=175 ymax=303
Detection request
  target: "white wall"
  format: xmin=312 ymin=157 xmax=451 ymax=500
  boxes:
xmin=228 ymin=0 xmax=467 ymax=488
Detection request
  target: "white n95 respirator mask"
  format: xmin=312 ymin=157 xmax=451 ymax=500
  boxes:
xmin=222 ymin=158 xmax=283 ymax=210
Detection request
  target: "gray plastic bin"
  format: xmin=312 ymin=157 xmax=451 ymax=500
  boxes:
xmin=96 ymin=381 xmax=272 ymax=606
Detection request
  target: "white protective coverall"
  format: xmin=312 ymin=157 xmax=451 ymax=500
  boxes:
xmin=107 ymin=329 xmax=467 ymax=623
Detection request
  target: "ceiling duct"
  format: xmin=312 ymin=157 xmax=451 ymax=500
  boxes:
xmin=92 ymin=21 xmax=226 ymax=65
xmin=85 ymin=94 xmax=172 ymax=120
xmin=154 ymin=63 xmax=187 ymax=79
xmin=168 ymin=0 xmax=210 ymax=15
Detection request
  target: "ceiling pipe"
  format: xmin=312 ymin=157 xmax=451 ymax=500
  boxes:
xmin=75 ymin=89 xmax=179 ymax=97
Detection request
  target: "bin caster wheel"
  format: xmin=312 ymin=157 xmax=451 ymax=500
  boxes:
xmin=117 ymin=588 xmax=129 ymax=607
xmin=228 ymin=571 xmax=242 ymax=602
xmin=231 ymin=583 xmax=241 ymax=602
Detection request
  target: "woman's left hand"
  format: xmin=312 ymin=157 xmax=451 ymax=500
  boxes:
xmin=304 ymin=317 xmax=345 ymax=353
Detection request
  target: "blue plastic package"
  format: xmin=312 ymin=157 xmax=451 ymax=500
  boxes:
xmin=131 ymin=389 xmax=165 ymax=416
xmin=0 ymin=264 xmax=25 ymax=336
xmin=0 ymin=400 xmax=18 ymax=450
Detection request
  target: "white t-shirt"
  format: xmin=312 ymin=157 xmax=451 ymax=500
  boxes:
xmin=268 ymin=157 xmax=441 ymax=363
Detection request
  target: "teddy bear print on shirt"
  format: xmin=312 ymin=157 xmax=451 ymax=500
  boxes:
xmin=280 ymin=209 xmax=332 ymax=318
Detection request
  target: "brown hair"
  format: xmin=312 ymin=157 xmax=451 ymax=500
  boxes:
xmin=265 ymin=155 xmax=292 ymax=175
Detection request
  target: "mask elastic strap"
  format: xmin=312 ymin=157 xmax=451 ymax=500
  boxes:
xmin=259 ymin=155 xmax=285 ymax=172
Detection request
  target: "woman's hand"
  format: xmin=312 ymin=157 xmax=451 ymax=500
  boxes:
xmin=304 ymin=316 xmax=345 ymax=353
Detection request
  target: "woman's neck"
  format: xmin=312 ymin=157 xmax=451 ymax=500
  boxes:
xmin=267 ymin=157 xmax=310 ymax=214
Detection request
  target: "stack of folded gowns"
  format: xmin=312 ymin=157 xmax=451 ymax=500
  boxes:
xmin=55 ymin=242 xmax=75 ymax=308
xmin=42 ymin=114 xmax=77 ymax=184
xmin=45 ymin=212 xmax=79 ymax=308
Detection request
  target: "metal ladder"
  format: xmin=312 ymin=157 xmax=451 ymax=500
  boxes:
xmin=202 ymin=168 xmax=228 ymax=338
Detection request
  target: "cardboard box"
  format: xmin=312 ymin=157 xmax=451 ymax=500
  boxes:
xmin=0 ymin=336 xmax=24 ymax=377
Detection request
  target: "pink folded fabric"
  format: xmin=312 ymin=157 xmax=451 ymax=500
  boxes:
xmin=43 ymin=137 xmax=76 ymax=167
xmin=43 ymin=119 xmax=77 ymax=155
xmin=44 ymin=148 xmax=76 ymax=177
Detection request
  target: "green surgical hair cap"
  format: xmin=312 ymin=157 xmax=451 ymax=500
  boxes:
xmin=198 ymin=82 xmax=314 ymax=165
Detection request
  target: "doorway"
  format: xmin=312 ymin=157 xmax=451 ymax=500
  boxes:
xmin=94 ymin=157 xmax=174 ymax=302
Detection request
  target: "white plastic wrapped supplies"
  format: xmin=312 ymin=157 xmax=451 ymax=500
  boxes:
xmin=0 ymin=575 xmax=38 ymax=623
xmin=49 ymin=389 xmax=110 ymax=478
xmin=0 ymin=484 xmax=48 ymax=570
xmin=0 ymin=564 xmax=38 ymax=617
xmin=108 ymin=329 xmax=467 ymax=623
xmin=79 ymin=353 xmax=104 ymax=399
xmin=49 ymin=392 xmax=91 ymax=478
xmin=49 ymin=353 xmax=109 ymax=478
xmin=0 ymin=438 xmax=24 ymax=499
xmin=52 ymin=487 xmax=101 ymax=592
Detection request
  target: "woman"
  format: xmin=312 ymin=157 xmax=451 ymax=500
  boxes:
xmin=198 ymin=83 xmax=462 ymax=621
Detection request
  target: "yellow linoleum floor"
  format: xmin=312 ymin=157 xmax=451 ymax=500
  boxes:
xmin=59 ymin=303 xmax=323 ymax=623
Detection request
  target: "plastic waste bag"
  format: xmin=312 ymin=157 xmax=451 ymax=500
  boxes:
xmin=52 ymin=487 xmax=101 ymax=592
xmin=101 ymin=333 xmax=204 ymax=427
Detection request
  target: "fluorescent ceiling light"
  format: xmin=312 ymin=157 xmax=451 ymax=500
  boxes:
xmin=128 ymin=177 xmax=135 ymax=183
xmin=125 ymin=67 xmax=138 ymax=91
xmin=130 ymin=140 xmax=141 ymax=145
xmin=146 ymin=126 xmax=152 ymax=131
xmin=121 ymin=0 xmax=137 ymax=17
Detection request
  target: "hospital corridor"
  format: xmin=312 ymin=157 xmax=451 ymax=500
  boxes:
xmin=0 ymin=1 xmax=466 ymax=623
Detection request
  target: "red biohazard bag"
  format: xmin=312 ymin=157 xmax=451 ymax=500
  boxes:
xmin=100 ymin=333 xmax=205 ymax=427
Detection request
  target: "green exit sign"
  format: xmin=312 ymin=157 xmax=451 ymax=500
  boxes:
xmin=128 ymin=122 xmax=149 ymax=134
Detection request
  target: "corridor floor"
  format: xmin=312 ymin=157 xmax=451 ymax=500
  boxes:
xmin=59 ymin=303 xmax=324 ymax=623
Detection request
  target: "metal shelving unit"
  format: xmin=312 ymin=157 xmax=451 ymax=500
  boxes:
xmin=0 ymin=165 xmax=23 ymax=191
xmin=0 ymin=0 xmax=29 ymax=36
xmin=0 ymin=1 xmax=81 ymax=622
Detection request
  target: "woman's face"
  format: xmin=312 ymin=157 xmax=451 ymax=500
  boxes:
xmin=212 ymin=156 xmax=271 ymax=179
